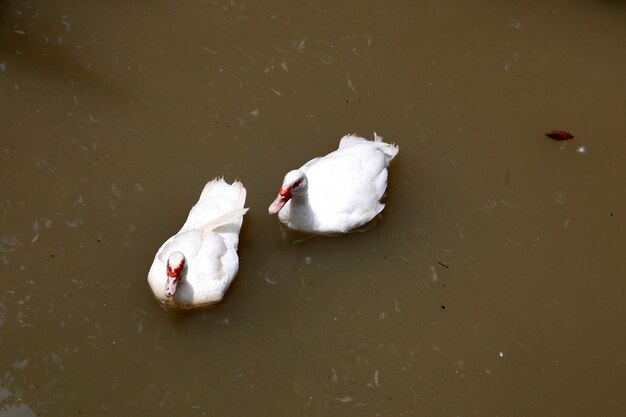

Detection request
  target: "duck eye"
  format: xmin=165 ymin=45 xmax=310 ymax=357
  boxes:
xmin=293 ymin=179 xmax=302 ymax=188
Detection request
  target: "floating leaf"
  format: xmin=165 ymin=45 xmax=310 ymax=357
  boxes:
xmin=546 ymin=130 xmax=574 ymax=140
xmin=291 ymin=239 xmax=304 ymax=246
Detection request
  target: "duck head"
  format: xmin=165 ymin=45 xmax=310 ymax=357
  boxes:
xmin=269 ymin=170 xmax=308 ymax=214
xmin=165 ymin=251 xmax=186 ymax=298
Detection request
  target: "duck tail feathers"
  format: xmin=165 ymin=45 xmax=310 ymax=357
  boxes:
xmin=338 ymin=133 xmax=366 ymax=148
xmin=200 ymin=208 xmax=249 ymax=235
xmin=373 ymin=132 xmax=399 ymax=161
xmin=200 ymin=178 xmax=247 ymax=208
xmin=338 ymin=132 xmax=399 ymax=160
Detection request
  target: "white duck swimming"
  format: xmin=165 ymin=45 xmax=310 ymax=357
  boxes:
xmin=148 ymin=178 xmax=247 ymax=309
xmin=268 ymin=133 xmax=399 ymax=234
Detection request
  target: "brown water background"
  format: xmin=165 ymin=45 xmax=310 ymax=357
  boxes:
xmin=1 ymin=0 xmax=625 ymax=416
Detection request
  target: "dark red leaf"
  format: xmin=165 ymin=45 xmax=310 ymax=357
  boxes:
xmin=546 ymin=130 xmax=574 ymax=140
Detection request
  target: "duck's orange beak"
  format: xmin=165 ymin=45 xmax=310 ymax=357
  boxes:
xmin=268 ymin=187 xmax=291 ymax=214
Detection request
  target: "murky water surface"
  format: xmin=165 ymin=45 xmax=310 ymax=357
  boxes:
xmin=1 ymin=0 xmax=625 ymax=415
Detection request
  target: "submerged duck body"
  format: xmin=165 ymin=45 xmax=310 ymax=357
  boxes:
xmin=148 ymin=178 xmax=247 ymax=309
xmin=269 ymin=133 xmax=399 ymax=234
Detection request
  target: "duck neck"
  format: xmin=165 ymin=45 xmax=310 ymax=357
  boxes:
xmin=288 ymin=193 xmax=315 ymax=228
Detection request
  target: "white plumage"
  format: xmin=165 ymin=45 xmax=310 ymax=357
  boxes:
xmin=148 ymin=178 xmax=247 ymax=309
xmin=269 ymin=133 xmax=399 ymax=234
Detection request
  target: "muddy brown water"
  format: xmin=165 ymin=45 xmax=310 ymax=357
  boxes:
xmin=1 ymin=0 xmax=625 ymax=416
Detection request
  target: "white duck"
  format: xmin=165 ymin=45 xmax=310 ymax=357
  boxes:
xmin=148 ymin=178 xmax=248 ymax=309
xmin=268 ymin=133 xmax=399 ymax=234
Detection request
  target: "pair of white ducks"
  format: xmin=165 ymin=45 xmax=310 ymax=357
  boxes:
xmin=148 ymin=134 xmax=399 ymax=309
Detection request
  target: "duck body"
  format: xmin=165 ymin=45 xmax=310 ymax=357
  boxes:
xmin=148 ymin=178 xmax=247 ymax=309
xmin=269 ymin=134 xmax=398 ymax=234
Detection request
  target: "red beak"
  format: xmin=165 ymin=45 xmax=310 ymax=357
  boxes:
xmin=268 ymin=187 xmax=291 ymax=214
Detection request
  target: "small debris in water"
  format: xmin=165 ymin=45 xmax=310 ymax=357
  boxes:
xmin=11 ymin=358 xmax=29 ymax=369
xmin=200 ymin=46 xmax=219 ymax=55
xmin=66 ymin=219 xmax=84 ymax=228
xmin=61 ymin=16 xmax=72 ymax=31
xmin=437 ymin=261 xmax=449 ymax=269
xmin=347 ymin=74 xmax=355 ymax=92
xmin=429 ymin=265 xmax=438 ymax=282
xmin=291 ymin=239 xmax=304 ymax=246
xmin=576 ymin=146 xmax=586 ymax=154
xmin=508 ymin=21 xmax=523 ymax=30
xmin=545 ymin=130 xmax=574 ymax=140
